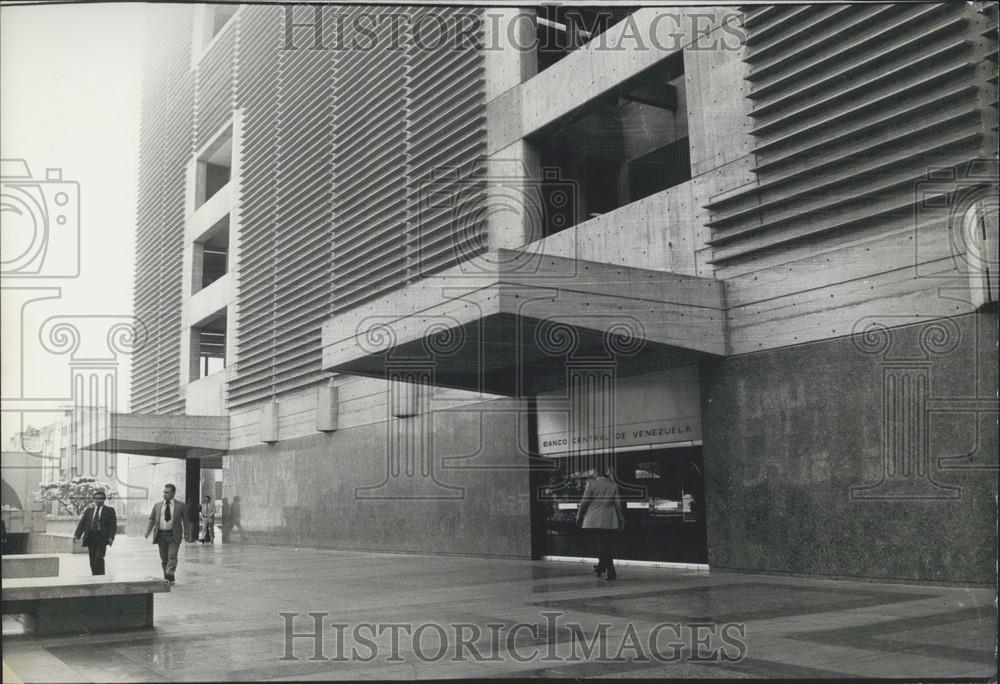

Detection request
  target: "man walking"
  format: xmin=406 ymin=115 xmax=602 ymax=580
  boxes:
xmin=74 ymin=490 xmax=117 ymax=575
xmin=144 ymin=483 xmax=186 ymax=583
xmin=576 ymin=467 xmax=625 ymax=581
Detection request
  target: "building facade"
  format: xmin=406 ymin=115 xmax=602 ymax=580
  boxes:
xmin=6 ymin=408 xmax=122 ymax=515
xmin=103 ymin=3 xmax=998 ymax=583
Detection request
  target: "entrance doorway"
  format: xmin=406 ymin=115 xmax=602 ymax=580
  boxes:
xmin=535 ymin=446 xmax=708 ymax=564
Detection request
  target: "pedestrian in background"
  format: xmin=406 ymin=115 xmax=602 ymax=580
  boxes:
xmin=199 ymin=495 xmax=215 ymax=543
xmin=231 ymin=495 xmax=244 ymax=541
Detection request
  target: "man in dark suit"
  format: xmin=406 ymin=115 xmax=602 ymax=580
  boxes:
xmin=144 ymin=483 xmax=186 ymax=583
xmin=74 ymin=490 xmax=117 ymax=575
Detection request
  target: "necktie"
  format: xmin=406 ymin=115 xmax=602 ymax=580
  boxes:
xmin=91 ymin=506 xmax=101 ymax=531
xmin=165 ymin=501 xmax=171 ymax=522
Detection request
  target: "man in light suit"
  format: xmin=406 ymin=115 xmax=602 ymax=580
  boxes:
xmin=74 ymin=490 xmax=117 ymax=575
xmin=144 ymin=483 xmax=186 ymax=583
xmin=576 ymin=468 xmax=625 ymax=581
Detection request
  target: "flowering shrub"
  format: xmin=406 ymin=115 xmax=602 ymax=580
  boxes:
xmin=37 ymin=477 xmax=115 ymax=515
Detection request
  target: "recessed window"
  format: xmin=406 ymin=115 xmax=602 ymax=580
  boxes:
xmin=194 ymin=4 xmax=240 ymax=61
xmin=531 ymin=52 xmax=690 ymax=237
xmin=195 ymin=128 xmax=233 ymax=208
xmin=193 ymin=215 xmax=229 ymax=292
xmin=191 ymin=311 xmax=227 ymax=380
xmin=203 ymin=247 xmax=228 ymax=287
xmin=210 ymin=5 xmax=239 ymax=38
xmin=536 ymin=7 xmax=637 ymax=72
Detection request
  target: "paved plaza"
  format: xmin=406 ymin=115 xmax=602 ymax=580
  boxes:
xmin=2 ymin=537 xmax=996 ymax=681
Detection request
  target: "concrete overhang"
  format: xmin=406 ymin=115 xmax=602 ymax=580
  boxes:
xmin=82 ymin=413 xmax=229 ymax=463
xmin=322 ymin=250 xmax=727 ymax=396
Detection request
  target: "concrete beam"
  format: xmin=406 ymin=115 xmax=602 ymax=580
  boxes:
xmin=81 ymin=413 xmax=229 ymax=457
xmin=322 ymin=249 xmax=726 ymax=394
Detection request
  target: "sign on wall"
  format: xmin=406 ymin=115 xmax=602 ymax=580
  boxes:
xmin=536 ymin=366 xmax=702 ymax=455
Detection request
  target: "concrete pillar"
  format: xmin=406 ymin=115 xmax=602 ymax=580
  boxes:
xmin=260 ymin=400 xmax=278 ymax=443
xmin=483 ymin=8 xmax=536 ymax=101
xmin=316 ymin=378 xmax=339 ymax=432
xmin=484 ymin=145 xmax=543 ymax=253
xmin=185 ymin=458 xmax=201 ymax=541
xmin=482 ymin=9 xmax=542 ymax=257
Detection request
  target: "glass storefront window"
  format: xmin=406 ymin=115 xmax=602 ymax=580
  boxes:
xmin=536 ymin=446 xmax=708 ymax=564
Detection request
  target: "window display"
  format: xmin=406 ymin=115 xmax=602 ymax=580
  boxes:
xmin=536 ymin=446 xmax=707 ymax=564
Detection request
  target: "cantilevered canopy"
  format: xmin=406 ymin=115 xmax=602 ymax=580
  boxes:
xmin=82 ymin=413 xmax=228 ymax=465
xmin=322 ymin=250 xmax=726 ymax=396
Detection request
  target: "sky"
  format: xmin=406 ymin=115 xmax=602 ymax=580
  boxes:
xmin=1 ymin=2 xmax=147 ymax=446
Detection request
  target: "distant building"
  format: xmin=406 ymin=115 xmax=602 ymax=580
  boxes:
xmin=7 ymin=408 xmax=122 ymax=514
xmin=85 ymin=4 xmax=998 ymax=583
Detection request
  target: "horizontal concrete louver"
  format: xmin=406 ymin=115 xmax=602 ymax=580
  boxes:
xmin=131 ymin=7 xmax=195 ymax=415
xmin=195 ymin=21 xmax=237 ymax=150
xmin=707 ymin=3 xmax=999 ymax=269
xmin=229 ymin=6 xmax=283 ymax=407
xmin=331 ymin=6 xmax=489 ymax=313
xmin=330 ymin=6 xmax=409 ymax=314
xmin=234 ymin=6 xmax=488 ymax=406
xmin=985 ymin=2 xmax=1000 ymax=133
xmin=271 ymin=37 xmax=336 ymax=397
xmin=133 ymin=6 xmax=490 ymax=411
xmin=228 ymin=6 xmax=338 ymax=407
xmin=131 ymin=48 xmax=168 ymax=415
xmin=404 ymin=7 xmax=489 ymax=280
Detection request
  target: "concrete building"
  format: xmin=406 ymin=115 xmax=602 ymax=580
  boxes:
xmin=6 ymin=408 xmax=125 ymax=515
xmin=47 ymin=408 xmax=120 ymax=485
xmin=7 ymin=427 xmax=58 ymax=494
xmin=87 ymin=4 xmax=998 ymax=583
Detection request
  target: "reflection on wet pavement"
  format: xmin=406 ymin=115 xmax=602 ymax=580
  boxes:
xmin=2 ymin=536 xmax=994 ymax=681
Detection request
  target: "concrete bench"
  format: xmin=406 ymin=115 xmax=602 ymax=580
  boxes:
xmin=2 ymin=576 xmax=170 ymax=635
xmin=25 ymin=532 xmax=87 ymax=555
xmin=45 ymin=518 xmax=125 ymax=536
xmin=1 ymin=554 xmax=60 ymax=579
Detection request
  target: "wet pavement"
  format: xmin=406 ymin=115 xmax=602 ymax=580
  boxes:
xmin=2 ymin=536 xmax=995 ymax=681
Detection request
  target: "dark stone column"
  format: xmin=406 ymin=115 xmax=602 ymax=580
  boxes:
xmin=185 ymin=458 xmax=201 ymax=541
